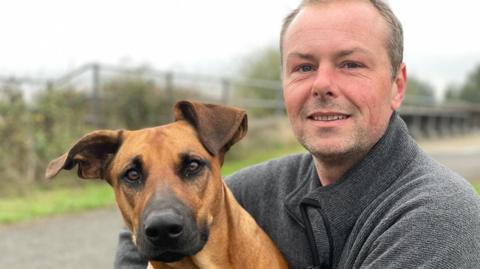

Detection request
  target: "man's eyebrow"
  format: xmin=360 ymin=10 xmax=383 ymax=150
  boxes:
xmin=286 ymin=48 xmax=373 ymax=62
xmin=335 ymin=47 xmax=373 ymax=58
xmin=286 ymin=52 xmax=316 ymax=61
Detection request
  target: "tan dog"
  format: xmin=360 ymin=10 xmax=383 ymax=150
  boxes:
xmin=45 ymin=101 xmax=288 ymax=269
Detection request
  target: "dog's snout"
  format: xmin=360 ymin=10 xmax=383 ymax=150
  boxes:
xmin=144 ymin=209 xmax=185 ymax=243
xmin=137 ymin=195 xmax=208 ymax=259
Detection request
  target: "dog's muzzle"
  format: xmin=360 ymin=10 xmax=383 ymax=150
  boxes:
xmin=136 ymin=197 xmax=209 ymax=262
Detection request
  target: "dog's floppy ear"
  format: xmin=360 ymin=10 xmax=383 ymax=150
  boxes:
xmin=174 ymin=100 xmax=248 ymax=157
xmin=45 ymin=130 xmax=123 ymax=180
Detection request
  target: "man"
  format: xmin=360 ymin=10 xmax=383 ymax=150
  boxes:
xmin=116 ymin=0 xmax=480 ymax=268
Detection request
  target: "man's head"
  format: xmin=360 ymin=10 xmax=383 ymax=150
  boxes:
xmin=281 ymin=0 xmax=407 ymax=166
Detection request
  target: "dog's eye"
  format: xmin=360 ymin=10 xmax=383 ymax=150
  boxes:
xmin=124 ymin=168 xmax=142 ymax=182
xmin=184 ymin=160 xmax=203 ymax=177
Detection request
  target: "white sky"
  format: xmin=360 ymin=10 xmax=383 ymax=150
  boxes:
xmin=1 ymin=0 xmax=479 ymax=98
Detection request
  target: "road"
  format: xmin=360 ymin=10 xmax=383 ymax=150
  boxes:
xmin=0 ymin=207 xmax=122 ymax=269
xmin=0 ymin=134 xmax=479 ymax=269
xmin=418 ymin=133 xmax=480 ymax=181
xmin=429 ymin=151 xmax=480 ymax=181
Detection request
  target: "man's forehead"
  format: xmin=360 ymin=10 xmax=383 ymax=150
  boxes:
xmin=283 ymin=2 xmax=388 ymax=57
xmin=295 ymin=3 xmax=385 ymax=33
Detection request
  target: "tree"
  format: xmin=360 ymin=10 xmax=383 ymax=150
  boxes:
xmin=443 ymin=64 xmax=480 ymax=103
xmin=234 ymin=45 xmax=282 ymax=115
xmin=102 ymin=74 xmax=166 ymax=129
xmin=238 ymin=46 xmax=281 ymax=83
xmin=0 ymin=85 xmax=32 ymax=191
xmin=444 ymin=83 xmax=461 ymax=102
xmin=458 ymin=64 xmax=480 ymax=103
xmin=405 ymin=75 xmax=436 ymax=104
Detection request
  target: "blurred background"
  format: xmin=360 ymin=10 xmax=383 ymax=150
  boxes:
xmin=0 ymin=0 xmax=479 ymax=268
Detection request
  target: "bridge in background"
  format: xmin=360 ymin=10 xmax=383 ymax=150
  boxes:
xmin=400 ymin=100 xmax=480 ymax=138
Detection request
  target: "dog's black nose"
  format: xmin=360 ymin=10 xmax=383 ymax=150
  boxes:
xmin=144 ymin=209 xmax=185 ymax=244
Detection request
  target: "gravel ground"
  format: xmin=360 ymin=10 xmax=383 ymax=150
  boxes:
xmin=1 ymin=134 xmax=479 ymax=269
xmin=418 ymin=133 xmax=480 ymax=181
xmin=0 ymin=206 xmax=123 ymax=269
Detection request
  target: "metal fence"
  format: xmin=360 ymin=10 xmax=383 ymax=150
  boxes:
xmin=0 ymin=63 xmax=285 ymax=126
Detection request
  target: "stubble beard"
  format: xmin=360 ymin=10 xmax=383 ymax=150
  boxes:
xmin=298 ymin=127 xmax=371 ymax=166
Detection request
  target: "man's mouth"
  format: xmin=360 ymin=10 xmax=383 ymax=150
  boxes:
xmin=308 ymin=113 xmax=350 ymax=121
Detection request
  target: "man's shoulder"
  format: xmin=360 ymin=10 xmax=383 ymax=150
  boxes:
xmin=381 ymin=150 xmax=480 ymax=219
xmin=378 ymin=151 xmax=480 ymax=239
xmin=398 ymin=150 xmax=479 ymax=205
xmin=350 ymin=153 xmax=480 ymax=268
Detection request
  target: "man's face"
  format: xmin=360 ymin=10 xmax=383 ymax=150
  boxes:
xmin=282 ymin=1 xmax=406 ymax=161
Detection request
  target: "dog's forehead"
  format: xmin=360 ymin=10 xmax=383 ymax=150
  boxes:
xmin=120 ymin=121 xmax=208 ymax=157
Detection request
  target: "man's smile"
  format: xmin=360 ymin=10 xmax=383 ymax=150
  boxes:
xmin=307 ymin=112 xmax=351 ymax=122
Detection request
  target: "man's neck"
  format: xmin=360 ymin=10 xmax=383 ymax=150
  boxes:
xmin=313 ymin=149 xmax=369 ymax=186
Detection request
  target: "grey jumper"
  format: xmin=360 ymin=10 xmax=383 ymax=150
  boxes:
xmin=226 ymin=113 xmax=480 ymax=268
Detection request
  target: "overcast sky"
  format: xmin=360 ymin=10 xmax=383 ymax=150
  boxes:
xmin=1 ymin=0 xmax=479 ymax=98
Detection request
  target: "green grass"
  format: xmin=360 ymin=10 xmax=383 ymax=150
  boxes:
xmin=0 ymin=145 xmax=304 ymax=225
xmin=0 ymin=183 xmax=114 ymax=225
xmin=222 ymin=144 xmax=304 ymax=176
xmin=474 ymin=182 xmax=480 ymax=194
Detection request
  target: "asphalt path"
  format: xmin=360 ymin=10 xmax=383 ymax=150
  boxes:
xmin=1 ymin=134 xmax=479 ymax=269
xmin=0 ymin=207 xmax=123 ymax=269
xmin=418 ymin=133 xmax=480 ymax=181
xmin=430 ymin=150 xmax=480 ymax=181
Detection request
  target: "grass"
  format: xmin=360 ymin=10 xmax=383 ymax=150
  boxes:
xmin=0 ymin=145 xmax=304 ymax=225
xmin=222 ymin=144 xmax=305 ymax=176
xmin=0 ymin=183 xmax=114 ymax=225
xmin=474 ymin=182 xmax=480 ymax=194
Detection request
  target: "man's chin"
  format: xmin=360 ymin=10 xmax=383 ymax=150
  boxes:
xmin=304 ymin=143 xmax=364 ymax=163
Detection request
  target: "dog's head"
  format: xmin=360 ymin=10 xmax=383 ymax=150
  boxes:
xmin=45 ymin=100 xmax=247 ymax=262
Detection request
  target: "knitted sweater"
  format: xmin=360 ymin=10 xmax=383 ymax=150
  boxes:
xmin=226 ymin=113 xmax=480 ymax=269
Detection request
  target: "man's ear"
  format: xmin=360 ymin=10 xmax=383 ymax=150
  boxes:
xmin=173 ymin=100 xmax=248 ymax=159
xmin=45 ymin=130 xmax=123 ymax=180
xmin=391 ymin=63 xmax=407 ymax=110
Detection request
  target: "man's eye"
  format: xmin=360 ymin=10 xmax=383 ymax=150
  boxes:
xmin=297 ymin=64 xmax=314 ymax=73
xmin=341 ymin=61 xmax=363 ymax=69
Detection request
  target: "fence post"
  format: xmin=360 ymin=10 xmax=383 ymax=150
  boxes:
xmin=221 ymin=78 xmax=230 ymax=105
xmin=92 ymin=63 xmax=101 ymax=128
xmin=165 ymin=72 xmax=174 ymax=121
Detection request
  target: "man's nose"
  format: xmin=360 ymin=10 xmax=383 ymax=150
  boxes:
xmin=311 ymin=65 xmax=337 ymax=99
